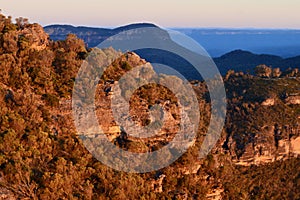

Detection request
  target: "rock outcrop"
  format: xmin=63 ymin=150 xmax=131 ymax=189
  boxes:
xmin=261 ymin=98 xmax=275 ymax=106
xmin=206 ymin=188 xmax=224 ymax=200
xmin=285 ymin=95 xmax=300 ymax=105
xmin=227 ymin=124 xmax=300 ymax=166
xmin=151 ymin=173 xmax=166 ymax=193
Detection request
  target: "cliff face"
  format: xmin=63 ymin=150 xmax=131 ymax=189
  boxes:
xmin=225 ymin=124 xmax=300 ymax=166
xmin=71 ymin=49 xmax=300 ymax=168
xmin=70 ymin=48 xmax=300 ymax=169
xmin=218 ymin=74 xmax=300 ymax=167
xmin=74 ymin=51 xmax=186 ymax=153
xmin=285 ymin=95 xmax=300 ymax=105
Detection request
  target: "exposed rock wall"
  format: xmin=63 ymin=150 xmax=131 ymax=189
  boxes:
xmin=226 ymin=124 xmax=300 ymax=166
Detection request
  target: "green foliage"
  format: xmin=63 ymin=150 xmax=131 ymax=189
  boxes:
xmin=121 ymin=61 xmax=132 ymax=70
xmin=3 ymin=23 xmax=16 ymax=33
xmin=42 ymin=94 xmax=59 ymax=107
xmin=222 ymin=158 xmax=300 ymax=199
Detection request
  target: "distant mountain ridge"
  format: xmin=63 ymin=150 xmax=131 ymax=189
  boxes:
xmin=44 ymin=23 xmax=157 ymax=47
xmin=44 ymin=24 xmax=300 ymax=75
xmin=175 ymin=28 xmax=300 ymax=58
xmin=214 ymin=50 xmax=300 ymax=74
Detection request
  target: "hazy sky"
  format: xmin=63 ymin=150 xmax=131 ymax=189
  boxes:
xmin=1 ymin=0 xmax=300 ymax=28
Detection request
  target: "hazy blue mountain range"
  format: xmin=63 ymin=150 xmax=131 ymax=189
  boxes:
xmin=45 ymin=24 xmax=300 ymax=57
xmin=44 ymin=24 xmax=300 ymax=77
xmin=175 ymin=28 xmax=300 ymax=58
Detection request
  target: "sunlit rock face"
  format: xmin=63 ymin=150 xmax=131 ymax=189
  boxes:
xmin=227 ymin=124 xmax=300 ymax=166
xmin=285 ymin=95 xmax=300 ymax=105
xmin=261 ymin=98 xmax=275 ymax=106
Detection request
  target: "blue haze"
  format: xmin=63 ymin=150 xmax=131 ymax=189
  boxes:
xmin=174 ymin=29 xmax=300 ymax=58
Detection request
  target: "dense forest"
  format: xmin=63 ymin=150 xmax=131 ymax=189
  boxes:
xmin=0 ymin=13 xmax=300 ymax=199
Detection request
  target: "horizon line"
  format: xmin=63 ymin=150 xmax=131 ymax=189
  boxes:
xmin=42 ymin=23 xmax=300 ymax=31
